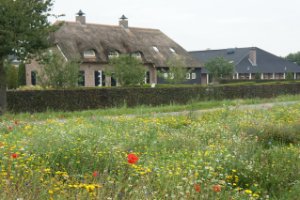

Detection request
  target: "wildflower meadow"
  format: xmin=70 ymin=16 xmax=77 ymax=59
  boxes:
xmin=1 ymin=102 xmax=300 ymax=199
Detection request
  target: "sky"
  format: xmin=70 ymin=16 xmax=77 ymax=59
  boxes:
xmin=50 ymin=0 xmax=300 ymax=57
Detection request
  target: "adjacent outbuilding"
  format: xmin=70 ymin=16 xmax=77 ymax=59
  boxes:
xmin=190 ymin=47 xmax=300 ymax=84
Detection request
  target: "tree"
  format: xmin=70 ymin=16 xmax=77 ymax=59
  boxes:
xmin=38 ymin=52 xmax=80 ymax=88
xmin=254 ymin=73 xmax=261 ymax=80
xmin=4 ymin=61 xmax=19 ymax=89
xmin=18 ymin=62 xmax=26 ymax=86
xmin=161 ymin=56 xmax=189 ymax=84
xmin=286 ymin=52 xmax=300 ymax=66
xmin=109 ymin=54 xmax=146 ymax=86
xmin=0 ymin=0 xmax=54 ymax=115
xmin=204 ymin=56 xmax=234 ymax=83
xmin=286 ymin=72 xmax=294 ymax=80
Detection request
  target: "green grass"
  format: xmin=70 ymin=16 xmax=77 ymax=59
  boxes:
xmin=3 ymin=94 xmax=300 ymax=122
xmin=0 ymin=99 xmax=300 ymax=199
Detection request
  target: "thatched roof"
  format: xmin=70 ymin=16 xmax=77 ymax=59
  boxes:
xmin=51 ymin=21 xmax=201 ymax=68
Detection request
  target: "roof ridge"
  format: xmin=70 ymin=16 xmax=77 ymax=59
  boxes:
xmin=190 ymin=47 xmax=254 ymax=53
xmin=54 ymin=20 xmax=160 ymax=31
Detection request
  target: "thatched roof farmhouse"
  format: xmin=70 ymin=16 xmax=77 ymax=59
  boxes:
xmin=26 ymin=11 xmax=202 ymax=87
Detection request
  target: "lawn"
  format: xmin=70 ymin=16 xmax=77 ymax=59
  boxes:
xmin=1 ymin=99 xmax=300 ymax=199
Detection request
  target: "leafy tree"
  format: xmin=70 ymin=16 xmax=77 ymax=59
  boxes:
xmin=38 ymin=52 xmax=80 ymax=88
xmin=109 ymin=54 xmax=146 ymax=86
xmin=18 ymin=62 xmax=26 ymax=86
xmin=286 ymin=52 xmax=300 ymax=66
xmin=161 ymin=56 xmax=190 ymax=84
xmin=204 ymin=56 xmax=234 ymax=83
xmin=254 ymin=73 xmax=261 ymax=80
xmin=286 ymin=72 xmax=294 ymax=80
xmin=0 ymin=0 xmax=54 ymax=115
xmin=4 ymin=61 xmax=18 ymax=89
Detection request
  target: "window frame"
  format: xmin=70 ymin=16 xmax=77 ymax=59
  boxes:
xmin=108 ymin=51 xmax=120 ymax=59
xmin=83 ymin=49 xmax=96 ymax=58
xmin=186 ymin=73 xmax=191 ymax=79
xmin=191 ymin=72 xmax=196 ymax=80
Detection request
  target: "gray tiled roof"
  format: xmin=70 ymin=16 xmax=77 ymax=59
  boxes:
xmin=190 ymin=47 xmax=300 ymax=73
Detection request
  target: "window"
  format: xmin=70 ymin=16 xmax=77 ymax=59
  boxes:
xmin=163 ymin=73 xmax=168 ymax=79
xmin=31 ymin=71 xmax=37 ymax=85
xmin=186 ymin=73 xmax=191 ymax=79
xmin=145 ymin=71 xmax=150 ymax=84
xmin=83 ymin=49 xmax=96 ymax=58
xmin=169 ymin=73 xmax=174 ymax=79
xmin=94 ymin=71 xmax=105 ymax=86
xmin=108 ymin=51 xmax=119 ymax=59
xmin=152 ymin=46 xmax=159 ymax=52
xmin=78 ymin=71 xmax=85 ymax=86
xmin=111 ymin=73 xmax=117 ymax=86
xmin=132 ymin=52 xmax=142 ymax=60
xmin=191 ymin=73 xmax=196 ymax=80
xmin=169 ymin=48 xmax=176 ymax=54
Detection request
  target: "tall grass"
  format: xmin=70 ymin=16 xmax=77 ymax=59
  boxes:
xmin=0 ymin=102 xmax=300 ymax=199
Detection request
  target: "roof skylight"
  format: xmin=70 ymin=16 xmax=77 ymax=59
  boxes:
xmin=169 ymin=48 xmax=176 ymax=54
xmin=152 ymin=46 xmax=159 ymax=52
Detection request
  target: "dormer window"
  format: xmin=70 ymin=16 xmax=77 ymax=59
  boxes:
xmin=108 ymin=51 xmax=119 ymax=59
xmin=169 ymin=48 xmax=176 ymax=54
xmin=152 ymin=46 xmax=159 ymax=53
xmin=83 ymin=49 xmax=96 ymax=58
xmin=132 ymin=52 xmax=142 ymax=60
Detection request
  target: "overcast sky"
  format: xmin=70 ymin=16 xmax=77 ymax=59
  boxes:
xmin=50 ymin=0 xmax=300 ymax=57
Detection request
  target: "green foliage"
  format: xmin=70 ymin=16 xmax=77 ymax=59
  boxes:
xmin=38 ymin=52 xmax=80 ymax=88
xmin=204 ymin=57 xmax=234 ymax=83
xmin=0 ymin=0 xmax=54 ymax=114
xmin=286 ymin=51 xmax=300 ymax=66
xmin=18 ymin=62 xmax=26 ymax=86
xmin=6 ymin=82 xmax=300 ymax=113
xmin=109 ymin=54 xmax=146 ymax=86
xmin=4 ymin=60 xmax=18 ymax=89
xmin=286 ymin=72 xmax=294 ymax=80
xmin=254 ymin=73 xmax=261 ymax=80
xmin=2 ymin=100 xmax=300 ymax=199
xmin=0 ymin=0 xmax=54 ymax=58
xmin=245 ymin=124 xmax=300 ymax=146
xmin=162 ymin=56 xmax=190 ymax=84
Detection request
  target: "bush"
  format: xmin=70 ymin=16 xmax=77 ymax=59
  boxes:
xmin=18 ymin=63 xmax=26 ymax=86
xmin=245 ymin=123 xmax=300 ymax=146
xmin=5 ymin=61 xmax=19 ymax=89
xmin=7 ymin=82 xmax=300 ymax=113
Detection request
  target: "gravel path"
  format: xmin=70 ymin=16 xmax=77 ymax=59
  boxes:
xmin=133 ymin=100 xmax=300 ymax=118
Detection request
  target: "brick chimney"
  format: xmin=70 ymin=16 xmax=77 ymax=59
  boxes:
xmin=249 ymin=47 xmax=257 ymax=66
xmin=76 ymin=10 xmax=86 ymax=24
xmin=119 ymin=15 xmax=128 ymax=28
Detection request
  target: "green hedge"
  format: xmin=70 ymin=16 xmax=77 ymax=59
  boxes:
xmin=219 ymin=79 xmax=299 ymax=84
xmin=7 ymin=83 xmax=300 ymax=113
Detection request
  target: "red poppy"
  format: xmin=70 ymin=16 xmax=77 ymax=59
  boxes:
xmin=92 ymin=171 xmax=99 ymax=177
xmin=212 ymin=184 xmax=221 ymax=192
xmin=194 ymin=184 xmax=201 ymax=192
xmin=127 ymin=153 xmax=139 ymax=164
xmin=11 ymin=153 xmax=19 ymax=159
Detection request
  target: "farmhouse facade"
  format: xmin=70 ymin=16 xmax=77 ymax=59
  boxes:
xmin=26 ymin=11 xmax=201 ymax=87
xmin=190 ymin=47 xmax=300 ymax=84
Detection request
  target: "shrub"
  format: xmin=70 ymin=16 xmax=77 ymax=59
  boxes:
xmin=5 ymin=61 xmax=19 ymax=89
xmin=109 ymin=54 xmax=146 ymax=86
xmin=7 ymin=82 xmax=300 ymax=113
xmin=245 ymin=123 xmax=300 ymax=146
xmin=18 ymin=62 xmax=26 ymax=86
